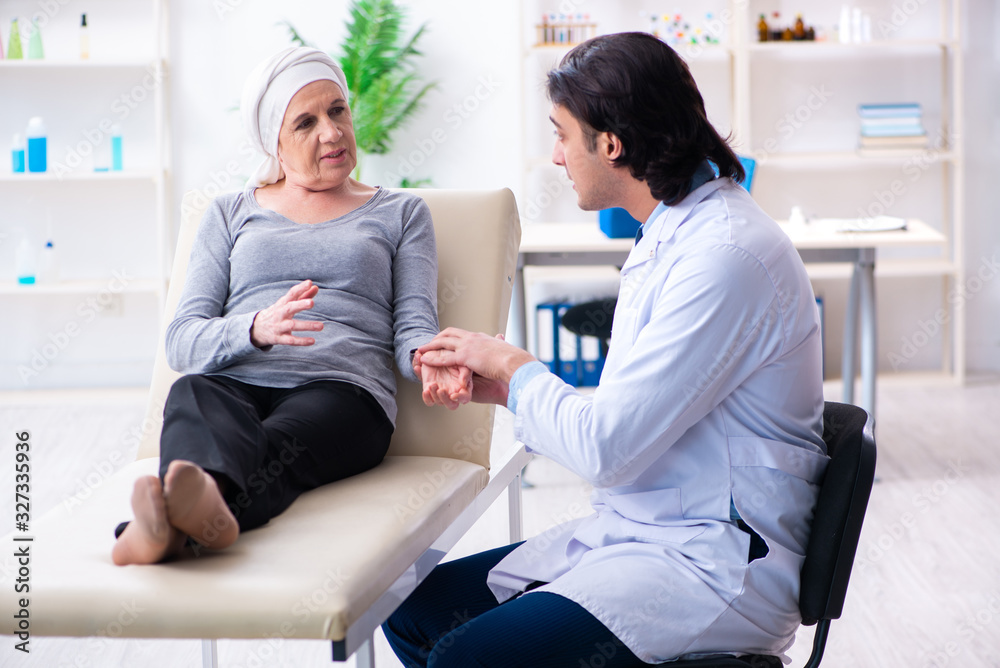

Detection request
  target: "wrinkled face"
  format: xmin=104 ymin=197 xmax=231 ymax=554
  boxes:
xmin=550 ymin=103 xmax=617 ymax=212
xmin=277 ymin=79 xmax=356 ymax=189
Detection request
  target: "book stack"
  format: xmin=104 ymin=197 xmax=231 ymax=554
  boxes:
xmin=858 ymin=103 xmax=927 ymax=149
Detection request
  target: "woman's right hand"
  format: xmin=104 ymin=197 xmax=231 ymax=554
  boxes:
xmin=250 ymin=279 xmax=324 ymax=348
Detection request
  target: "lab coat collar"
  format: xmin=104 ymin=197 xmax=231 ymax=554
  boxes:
xmin=622 ymin=177 xmax=728 ymax=275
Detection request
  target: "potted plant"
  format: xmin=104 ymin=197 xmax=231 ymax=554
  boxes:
xmin=284 ymin=0 xmax=436 ymax=183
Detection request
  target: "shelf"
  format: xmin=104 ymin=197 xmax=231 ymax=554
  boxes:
xmin=0 ymin=279 xmax=163 ymax=296
xmin=528 ymin=42 xmax=732 ymax=62
xmin=756 ymin=149 xmax=956 ymax=168
xmin=0 ymin=59 xmax=159 ymax=70
xmin=0 ymin=170 xmax=160 ymax=183
xmin=748 ymin=39 xmax=959 ymax=53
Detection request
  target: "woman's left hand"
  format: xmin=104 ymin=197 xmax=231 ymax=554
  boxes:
xmin=414 ymin=351 xmax=472 ymax=409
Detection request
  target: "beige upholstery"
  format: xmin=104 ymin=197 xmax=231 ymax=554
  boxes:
xmin=1 ymin=188 xmax=521 ymax=644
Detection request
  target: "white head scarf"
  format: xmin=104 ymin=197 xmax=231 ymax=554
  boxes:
xmin=241 ymin=46 xmax=350 ymax=188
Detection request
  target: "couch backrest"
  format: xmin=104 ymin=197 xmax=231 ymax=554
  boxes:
xmin=136 ymin=188 xmax=521 ymax=471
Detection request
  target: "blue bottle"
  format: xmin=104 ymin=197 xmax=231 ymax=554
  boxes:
xmin=11 ymin=133 xmax=25 ymax=173
xmin=26 ymin=117 xmax=46 ymax=173
xmin=111 ymin=125 xmax=123 ymax=171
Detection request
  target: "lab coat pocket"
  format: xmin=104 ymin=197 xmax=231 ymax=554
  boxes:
xmin=605 ymin=488 xmax=708 ymax=545
xmin=611 ymin=306 xmax=638 ymax=347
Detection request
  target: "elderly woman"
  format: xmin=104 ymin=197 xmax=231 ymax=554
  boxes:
xmin=112 ymin=47 xmax=469 ymax=566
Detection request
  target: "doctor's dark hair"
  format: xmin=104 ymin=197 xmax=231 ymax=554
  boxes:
xmin=546 ymin=32 xmax=744 ymax=205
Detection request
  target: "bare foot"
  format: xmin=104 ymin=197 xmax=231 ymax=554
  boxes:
xmin=163 ymin=460 xmax=239 ymax=550
xmin=112 ymin=476 xmax=185 ymax=566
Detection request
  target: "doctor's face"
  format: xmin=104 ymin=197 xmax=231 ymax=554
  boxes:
xmin=277 ymin=80 xmax=357 ymax=190
xmin=550 ymin=104 xmax=618 ymax=212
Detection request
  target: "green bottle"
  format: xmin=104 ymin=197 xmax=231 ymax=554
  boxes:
xmin=8 ymin=18 xmax=23 ymax=60
xmin=27 ymin=16 xmax=43 ymax=60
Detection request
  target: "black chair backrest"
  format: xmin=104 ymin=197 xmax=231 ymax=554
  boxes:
xmin=799 ymin=402 xmax=877 ymax=625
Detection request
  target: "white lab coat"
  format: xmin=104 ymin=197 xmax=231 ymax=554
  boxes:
xmin=487 ymin=178 xmax=828 ymax=663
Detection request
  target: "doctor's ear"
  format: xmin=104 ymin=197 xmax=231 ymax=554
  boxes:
xmin=600 ymin=132 xmax=626 ymax=162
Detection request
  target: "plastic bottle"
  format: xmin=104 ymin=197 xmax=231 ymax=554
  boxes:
xmin=838 ymin=6 xmax=851 ymax=44
xmin=11 ymin=133 xmax=25 ymax=173
xmin=8 ymin=18 xmax=23 ymax=60
xmin=16 ymin=235 xmax=37 ymax=285
xmin=27 ymin=16 xmax=43 ymax=59
xmin=111 ymin=125 xmax=123 ymax=171
xmin=80 ymin=14 xmax=89 ymax=60
xmin=26 ymin=117 xmax=47 ymax=173
xmin=38 ymin=239 xmax=59 ymax=283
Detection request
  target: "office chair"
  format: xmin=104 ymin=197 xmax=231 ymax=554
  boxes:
xmin=656 ymin=401 xmax=877 ymax=668
xmin=563 ymin=156 xmax=758 ymax=349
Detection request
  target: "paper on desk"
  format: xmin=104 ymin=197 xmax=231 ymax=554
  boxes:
xmin=832 ymin=216 xmax=908 ymax=233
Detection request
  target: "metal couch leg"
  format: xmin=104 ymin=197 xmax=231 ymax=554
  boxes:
xmin=508 ymin=466 xmax=524 ymax=543
xmin=355 ymin=636 xmax=374 ymax=668
xmin=202 ymin=639 xmax=218 ymax=668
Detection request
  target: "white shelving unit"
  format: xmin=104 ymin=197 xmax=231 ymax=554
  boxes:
xmin=0 ymin=0 xmax=170 ymax=388
xmin=518 ymin=0 xmax=965 ymax=382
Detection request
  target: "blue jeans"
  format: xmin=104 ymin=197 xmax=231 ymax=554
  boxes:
xmin=382 ymin=543 xmax=648 ymax=668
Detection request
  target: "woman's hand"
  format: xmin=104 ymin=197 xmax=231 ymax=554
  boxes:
xmin=250 ymin=279 xmax=324 ymax=348
xmin=415 ymin=352 xmax=472 ymax=409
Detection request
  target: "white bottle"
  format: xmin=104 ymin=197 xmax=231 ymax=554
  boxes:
xmin=16 ymin=234 xmax=37 ymax=285
xmin=38 ymin=239 xmax=58 ymax=283
xmin=838 ymin=6 xmax=852 ymax=44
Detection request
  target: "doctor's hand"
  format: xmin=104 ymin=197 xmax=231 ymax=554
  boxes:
xmin=250 ymin=279 xmax=324 ymax=348
xmin=417 ymin=329 xmax=537 ymax=405
xmin=414 ymin=352 xmax=473 ymax=409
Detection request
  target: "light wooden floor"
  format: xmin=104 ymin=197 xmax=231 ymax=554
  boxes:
xmin=1 ymin=378 xmax=999 ymax=667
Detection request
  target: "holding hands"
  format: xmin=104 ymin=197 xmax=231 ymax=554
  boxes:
xmin=249 ymin=285 xmax=530 ymax=409
xmin=416 ymin=328 xmax=538 ymax=409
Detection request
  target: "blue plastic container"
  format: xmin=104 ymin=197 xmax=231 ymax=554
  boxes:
xmin=26 ymin=118 xmax=47 ymax=173
xmin=598 ymin=207 xmax=642 ymax=239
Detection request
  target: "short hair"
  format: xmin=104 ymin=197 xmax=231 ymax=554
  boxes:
xmin=546 ymin=32 xmax=744 ymax=205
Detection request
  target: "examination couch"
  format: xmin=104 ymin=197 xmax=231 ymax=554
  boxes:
xmin=1 ymin=188 xmax=528 ymax=667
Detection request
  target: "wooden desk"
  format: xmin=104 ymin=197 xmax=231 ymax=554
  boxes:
xmin=517 ymin=219 xmax=947 ymax=416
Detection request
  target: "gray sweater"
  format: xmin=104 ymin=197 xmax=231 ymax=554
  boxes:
xmin=165 ymin=187 xmax=439 ymax=425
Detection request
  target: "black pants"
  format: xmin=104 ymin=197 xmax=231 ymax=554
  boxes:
xmin=155 ymin=374 xmax=393 ymax=532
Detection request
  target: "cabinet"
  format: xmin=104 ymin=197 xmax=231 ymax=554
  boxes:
xmin=518 ymin=0 xmax=965 ymax=382
xmin=0 ymin=0 xmax=170 ymax=388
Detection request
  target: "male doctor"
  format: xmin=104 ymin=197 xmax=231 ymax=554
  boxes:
xmin=384 ymin=32 xmax=829 ymax=667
